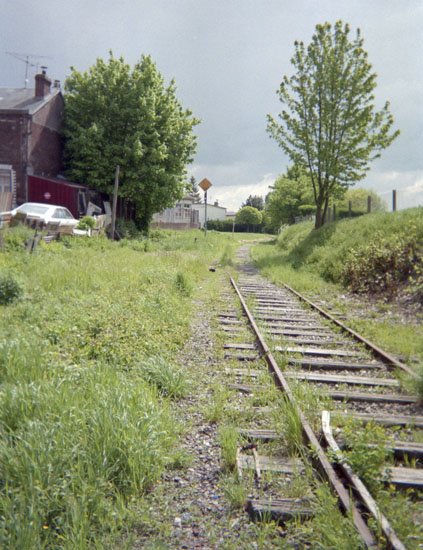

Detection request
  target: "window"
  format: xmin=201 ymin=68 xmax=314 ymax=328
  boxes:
xmin=0 ymin=165 xmax=13 ymax=193
xmin=17 ymin=204 xmax=49 ymax=215
xmin=53 ymin=208 xmax=74 ymax=219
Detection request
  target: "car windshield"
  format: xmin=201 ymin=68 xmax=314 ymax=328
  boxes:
xmin=18 ymin=204 xmax=50 ymax=215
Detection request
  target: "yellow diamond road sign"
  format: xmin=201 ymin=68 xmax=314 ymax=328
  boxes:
xmin=199 ymin=178 xmax=212 ymax=192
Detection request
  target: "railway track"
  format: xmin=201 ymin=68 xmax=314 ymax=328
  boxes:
xmin=217 ymin=245 xmax=423 ymax=549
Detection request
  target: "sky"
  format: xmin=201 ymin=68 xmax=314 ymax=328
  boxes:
xmin=2 ymin=0 xmax=422 ymax=211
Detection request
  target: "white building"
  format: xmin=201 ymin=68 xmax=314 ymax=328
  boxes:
xmin=151 ymin=195 xmax=200 ymax=230
xmin=192 ymin=201 xmax=227 ymax=227
xmin=152 ymin=196 xmax=228 ymax=230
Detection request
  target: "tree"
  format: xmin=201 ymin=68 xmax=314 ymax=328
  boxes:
xmin=188 ymin=176 xmax=202 ymax=203
xmin=235 ymin=206 xmax=262 ymax=232
xmin=63 ymin=52 xmax=200 ymax=230
xmin=265 ymin=165 xmax=315 ymax=230
xmin=242 ymin=195 xmax=264 ymax=210
xmin=267 ymin=21 xmax=399 ymax=229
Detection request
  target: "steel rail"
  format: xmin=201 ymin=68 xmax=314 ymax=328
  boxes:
xmin=280 ymin=282 xmax=417 ymax=378
xmin=229 ymin=274 xmax=407 ymax=549
xmin=229 ymin=275 xmax=378 ymax=548
xmin=322 ymin=411 xmax=406 ymax=550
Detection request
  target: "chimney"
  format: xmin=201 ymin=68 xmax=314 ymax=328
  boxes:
xmin=35 ymin=67 xmax=52 ymax=98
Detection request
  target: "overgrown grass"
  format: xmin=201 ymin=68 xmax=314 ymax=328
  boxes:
xmin=273 ymin=208 xmax=423 ymax=292
xmin=252 ymin=208 xmax=423 ymax=365
xmin=0 ymin=226 xmax=241 ymax=548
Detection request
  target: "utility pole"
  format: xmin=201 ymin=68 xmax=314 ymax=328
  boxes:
xmin=110 ymin=165 xmax=120 ymax=240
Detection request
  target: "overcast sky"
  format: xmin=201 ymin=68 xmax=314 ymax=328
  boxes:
xmin=2 ymin=0 xmax=422 ymax=211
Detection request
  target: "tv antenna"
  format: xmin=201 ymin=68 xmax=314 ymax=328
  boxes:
xmin=5 ymin=51 xmax=52 ymax=87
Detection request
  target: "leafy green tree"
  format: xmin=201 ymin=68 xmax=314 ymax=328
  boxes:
xmin=63 ymin=52 xmax=199 ymax=230
xmin=235 ymin=206 xmax=262 ymax=232
xmin=265 ymin=166 xmax=315 ymax=230
xmin=242 ymin=195 xmax=264 ymax=210
xmin=267 ymin=21 xmax=399 ymax=229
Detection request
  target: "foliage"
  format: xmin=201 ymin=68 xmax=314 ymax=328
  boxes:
xmin=242 ymin=194 xmax=264 ymax=210
xmin=265 ymin=165 xmax=315 ymax=230
xmin=269 ymin=209 xmax=423 ymax=293
xmin=205 ymin=219 xmax=235 ymax=232
xmin=116 ymin=217 xmax=143 ymax=239
xmin=188 ymin=175 xmax=202 ymax=203
xmin=174 ymin=270 xmax=192 ymax=296
xmin=0 ymin=271 xmax=23 ymax=305
xmin=219 ymin=243 xmax=234 ymax=266
xmin=341 ymin=228 xmax=422 ymax=297
xmin=1 ymin=224 xmax=34 ymax=252
xmin=341 ymin=420 xmax=392 ymax=494
xmin=222 ymin=474 xmax=247 ymax=509
xmin=218 ymin=425 xmax=239 ymax=470
xmin=136 ymin=356 xmax=188 ymax=399
xmin=267 ymin=20 xmax=399 ymax=229
xmin=273 ymin=395 xmax=303 ymax=455
xmin=206 ymin=219 xmax=266 ymax=233
xmin=335 ymin=187 xmax=387 ymax=214
xmin=235 ymin=206 xmax=262 ymax=229
xmin=289 ymin=483 xmax=366 ymax=549
xmin=251 ymin=208 xmax=423 ymax=363
xmin=63 ymin=52 xmax=200 ymax=231
xmin=76 ymin=216 xmax=96 ymax=230
xmin=0 ymin=228 xmax=231 ymax=547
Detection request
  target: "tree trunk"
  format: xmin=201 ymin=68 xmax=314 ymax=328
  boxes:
xmin=314 ymin=204 xmax=324 ymax=229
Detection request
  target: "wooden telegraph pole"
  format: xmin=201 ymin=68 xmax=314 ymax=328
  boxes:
xmin=199 ymin=178 xmax=212 ymax=236
xmin=110 ymin=165 xmax=120 ymax=240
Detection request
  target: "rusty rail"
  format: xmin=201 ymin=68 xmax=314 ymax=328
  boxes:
xmin=229 ymin=274 xmax=408 ymax=549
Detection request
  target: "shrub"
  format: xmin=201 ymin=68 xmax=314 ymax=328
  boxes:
xmin=0 ymin=272 xmax=23 ymax=305
xmin=76 ymin=216 xmax=96 ymax=230
xmin=116 ymin=218 xmax=142 ymax=239
xmin=1 ymin=225 xmax=34 ymax=251
xmin=341 ymin=229 xmax=420 ymax=295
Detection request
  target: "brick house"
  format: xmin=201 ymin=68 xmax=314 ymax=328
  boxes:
xmin=0 ymin=69 xmax=64 ymax=207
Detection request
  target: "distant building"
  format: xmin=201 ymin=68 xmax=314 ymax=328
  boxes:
xmin=151 ymin=195 xmax=200 ymax=230
xmin=225 ymin=210 xmax=237 ymax=220
xmin=152 ymin=195 xmax=228 ymax=230
xmin=192 ymin=201 xmax=227 ymax=227
xmin=0 ymin=69 xmax=64 ymax=207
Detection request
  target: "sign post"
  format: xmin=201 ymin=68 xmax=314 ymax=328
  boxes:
xmin=198 ymin=178 xmax=212 ymax=236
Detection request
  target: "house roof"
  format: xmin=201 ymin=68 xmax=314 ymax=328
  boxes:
xmin=0 ymin=87 xmax=62 ymax=115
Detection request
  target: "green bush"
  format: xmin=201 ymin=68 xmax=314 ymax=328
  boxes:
xmin=1 ymin=225 xmax=34 ymax=251
xmin=342 ymin=228 xmax=421 ymax=295
xmin=76 ymin=216 xmax=96 ymax=230
xmin=0 ymin=272 xmax=23 ymax=305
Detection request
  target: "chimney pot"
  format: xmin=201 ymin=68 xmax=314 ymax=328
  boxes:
xmin=35 ymin=69 xmax=52 ymax=98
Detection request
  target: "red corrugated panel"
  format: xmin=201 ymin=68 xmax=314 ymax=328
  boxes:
xmin=28 ymin=175 xmax=86 ymax=217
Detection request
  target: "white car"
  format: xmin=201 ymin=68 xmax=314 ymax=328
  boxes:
xmin=1 ymin=202 xmax=79 ymax=229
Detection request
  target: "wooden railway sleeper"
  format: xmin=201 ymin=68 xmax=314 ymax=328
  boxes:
xmin=229 ymin=274 xmax=378 ymax=548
